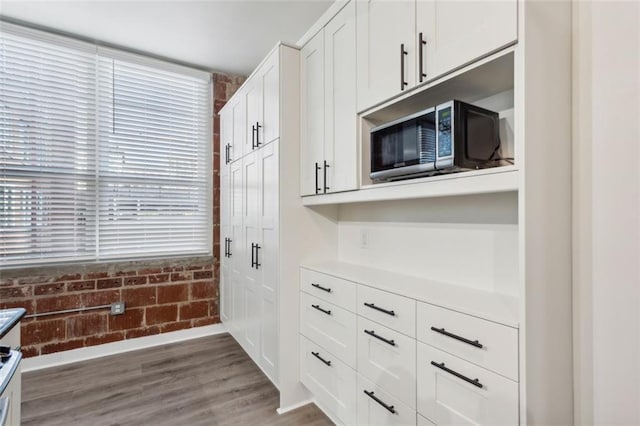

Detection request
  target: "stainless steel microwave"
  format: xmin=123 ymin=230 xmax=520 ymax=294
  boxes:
xmin=370 ymin=100 xmax=502 ymax=182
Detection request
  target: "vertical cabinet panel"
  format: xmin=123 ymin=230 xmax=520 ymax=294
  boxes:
xmin=230 ymin=161 xmax=244 ymax=334
xmin=220 ymin=163 xmax=232 ymax=324
xmin=418 ymin=0 xmax=517 ymax=80
xmin=300 ymin=30 xmax=325 ymax=196
xmin=231 ymin=95 xmax=246 ymax=162
xmin=324 ymin=0 xmax=358 ymax=193
xmin=245 ymin=80 xmax=263 ymax=155
xmin=356 ymin=0 xmax=415 ymax=110
xmin=261 ymin=53 xmax=280 ymax=145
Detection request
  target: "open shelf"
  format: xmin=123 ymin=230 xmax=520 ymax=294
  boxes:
xmin=302 ymin=166 xmax=518 ymax=206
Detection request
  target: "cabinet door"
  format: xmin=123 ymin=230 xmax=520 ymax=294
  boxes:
xmin=230 ymin=160 xmax=244 ymax=334
xmin=245 ymin=79 xmax=262 ymax=155
xmin=300 ymin=29 xmax=325 ymax=196
xmin=220 ymin=164 xmax=232 ymax=324
xmin=231 ymin=94 xmax=246 ymax=162
xmin=418 ymin=0 xmax=517 ymax=79
xmin=356 ymin=0 xmax=415 ymax=111
xmin=220 ymin=106 xmax=233 ymax=166
xmin=242 ymin=151 xmax=261 ymax=359
xmin=260 ymin=51 xmax=279 ymax=146
xmin=258 ymin=141 xmax=279 ymax=383
xmin=324 ymin=0 xmax=358 ymax=193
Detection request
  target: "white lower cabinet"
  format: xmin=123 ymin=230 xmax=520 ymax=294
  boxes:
xmin=300 ymin=292 xmax=357 ymax=368
xmin=300 ymin=335 xmax=357 ymax=425
xmin=357 ymin=317 xmax=416 ymax=408
xmin=417 ymin=343 xmax=519 ymax=425
xmin=357 ymin=374 xmax=417 ymax=426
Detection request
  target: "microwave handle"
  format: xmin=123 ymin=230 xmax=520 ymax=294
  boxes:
xmin=400 ymin=44 xmax=408 ymax=91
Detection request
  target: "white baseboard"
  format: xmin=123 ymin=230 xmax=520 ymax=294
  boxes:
xmin=276 ymin=398 xmax=314 ymax=415
xmin=22 ymin=323 xmax=227 ymax=372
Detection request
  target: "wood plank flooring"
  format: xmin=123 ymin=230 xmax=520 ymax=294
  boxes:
xmin=22 ymin=333 xmax=332 ymax=426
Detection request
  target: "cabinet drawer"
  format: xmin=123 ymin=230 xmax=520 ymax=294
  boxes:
xmin=357 ymin=374 xmax=417 ymax=426
xmin=300 ymin=335 xmax=357 ymax=425
xmin=357 ymin=285 xmax=416 ymax=337
xmin=301 ymin=267 xmax=356 ymax=311
xmin=417 ymin=343 xmax=519 ymax=426
xmin=416 ymin=302 xmax=518 ymax=380
xmin=300 ymin=292 xmax=357 ymax=368
xmin=357 ymin=317 xmax=416 ymax=408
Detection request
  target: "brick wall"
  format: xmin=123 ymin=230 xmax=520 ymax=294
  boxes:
xmin=0 ymin=71 xmax=246 ymax=358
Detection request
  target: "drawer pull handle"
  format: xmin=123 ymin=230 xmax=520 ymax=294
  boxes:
xmin=364 ymin=302 xmax=395 ymax=317
xmin=311 ymin=351 xmax=331 ymax=367
xmin=364 ymin=390 xmax=396 ymax=414
xmin=311 ymin=283 xmax=332 ymax=293
xmin=430 ymin=327 xmax=483 ymax=349
xmin=364 ymin=329 xmax=395 ymax=346
xmin=430 ymin=361 xmax=484 ymax=389
xmin=311 ymin=304 xmax=331 ymax=315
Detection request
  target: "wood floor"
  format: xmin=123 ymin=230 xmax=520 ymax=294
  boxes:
xmin=22 ymin=333 xmax=332 ymax=426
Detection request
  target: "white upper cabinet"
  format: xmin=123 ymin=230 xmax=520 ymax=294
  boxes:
xmin=220 ymin=106 xmax=233 ymax=166
xmin=246 ymin=51 xmax=280 ymax=154
xmin=301 ymin=0 xmax=358 ymax=197
xmin=324 ymin=0 xmax=358 ymax=194
xmin=356 ymin=0 xmax=415 ymax=110
xmin=231 ymin=95 xmax=246 ymax=162
xmin=417 ymin=0 xmax=517 ymax=81
xmin=356 ymin=0 xmax=517 ymax=111
xmin=300 ymin=29 xmax=325 ymax=196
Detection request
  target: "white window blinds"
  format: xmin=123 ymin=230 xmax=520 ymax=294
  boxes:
xmin=0 ymin=24 xmax=212 ymax=267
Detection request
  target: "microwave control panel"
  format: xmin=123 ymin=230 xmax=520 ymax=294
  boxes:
xmin=437 ymin=107 xmax=453 ymax=158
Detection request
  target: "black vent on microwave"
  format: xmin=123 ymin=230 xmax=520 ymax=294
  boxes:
xmin=418 ymin=123 xmax=436 ymax=164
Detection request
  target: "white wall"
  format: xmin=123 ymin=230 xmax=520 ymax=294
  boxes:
xmin=573 ymin=1 xmax=640 ymax=424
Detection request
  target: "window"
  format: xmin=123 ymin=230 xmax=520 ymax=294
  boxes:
xmin=0 ymin=24 xmax=212 ymax=267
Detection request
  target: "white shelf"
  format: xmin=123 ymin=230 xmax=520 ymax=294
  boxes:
xmin=300 ymin=260 xmax=519 ymax=328
xmin=302 ymin=166 xmax=519 ymax=206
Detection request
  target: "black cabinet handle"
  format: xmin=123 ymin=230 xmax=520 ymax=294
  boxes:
xmin=227 ymin=238 xmax=232 ymax=257
xmin=364 ymin=302 xmax=395 ymax=317
xmin=311 ymin=283 xmax=332 ymax=293
xmin=224 ymin=144 xmax=228 ymax=164
xmin=311 ymin=351 xmax=331 ymax=367
xmin=224 ymin=238 xmax=228 ymax=257
xmin=315 ymin=162 xmax=322 ymax=194
xmin=254 ymin=244 xmax=261 ymax=269
xmin=400 ymin=43 xmax=408 ymax=90
xmin=364 ymin=329 xmax=395 ymax=346
xmin=431 ymin=361 xmax=483 ymax=388
xmin=363 ymin=390 xmax=396 ymax=414
xmin=311 ymin=304 xmax=331 ymax=316
xmin=419 ymin=32 xmax=427 ymax=82
xmin=251 ymin=243 xmax=256 ymax=268
xmin=430 ymin=327 xmax=483 ymax=349
xmin=255 ymin=121 xmax=262 ymax=147
xmin=323 ymin=160 xmax=330 ymax=192
xmin=251 ymin=125 xmax=256 ymax=149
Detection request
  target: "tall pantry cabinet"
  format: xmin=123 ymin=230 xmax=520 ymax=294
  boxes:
xmin=219 ymin=43 xmax=337 ymax=409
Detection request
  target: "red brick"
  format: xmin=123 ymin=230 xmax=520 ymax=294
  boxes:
xmin=146 ymin=304 xmax=178 ymax=326
xmin=160 ymin=321 xmax=191 ymax=333
xmin=191 ymin=281 xmax=215 ymax=300
xmin=157 ymin=284 xmax=188 ymax=304
xmin=67 ymin=313 xmax=107 ymax=338
xmin=85 ymin=332 xmax=124 ymax=346
xmin=33 ymin=283 xmax=64 ymax=296
xmin=180 ymin=301 xmax=209 ymax=320
xmin=215 ymin=73 xmax=233 ymax=85
xmin=97 ymin=278 xmax=122 ymax=289
xmin=81 ymin=290 xmax=121 ymax=307
xmin=193 ymin=317 xmax=218 ymax=327
xmin=122 ymin=287 xmax=156 ymax=308
xmin=41 ymin=339 xmax=84 ymax=355
xmin=22 ymin=319 xmax=65 ymax=346
xmin=171 ymin=271 xmax=192 ymax=282
xmin=109 ymin=308 xmax=144 ymax=332
xmin=21 ymin=346 xmax=39 ymax=358
xmin=193 ymin=270 xmax=213 ymax=280
xmin=148 ymin=274 xmax=170 ymax=284
xmin=54 ymin=273 xmax=81 ymax=282
xmin=84 ymin=271 xmax=109 ymax=280
xmin=123 ymin=276 xmax=147 ymax=286
xmin=126 ymin=326 xmax=160 ymax=339
xmin=36 ymin=295 xmax=81 ymax=314
xmin=115 ymin=270 xmax=136 ymax=277
xmin=214 ymin=81 xmax=227 ymax=101
xmin=0 ymin=278 xmax=14 ymax=286
xmin=0 ymin=300 xmax=34 ymax=313
xmin=17 ymin=276 xmax=53 ymax=285
xmin=0 ymin=285 xmax=32 ymax=299
xmin=137 ymin=268 xmax=162 ymax=275
xmin=209 ymin=299 xmax=219 ymax=317
xmin=163 ymin=266 xmax=184 ymax=273
xmin=186 ymin=264 xmax=208 ymax=271
xmin=66 ymin=280 xmax=96 ymax=292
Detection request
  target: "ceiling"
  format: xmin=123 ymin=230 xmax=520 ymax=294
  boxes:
xmin=0 ymin=0 xmax=333 ymax=76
